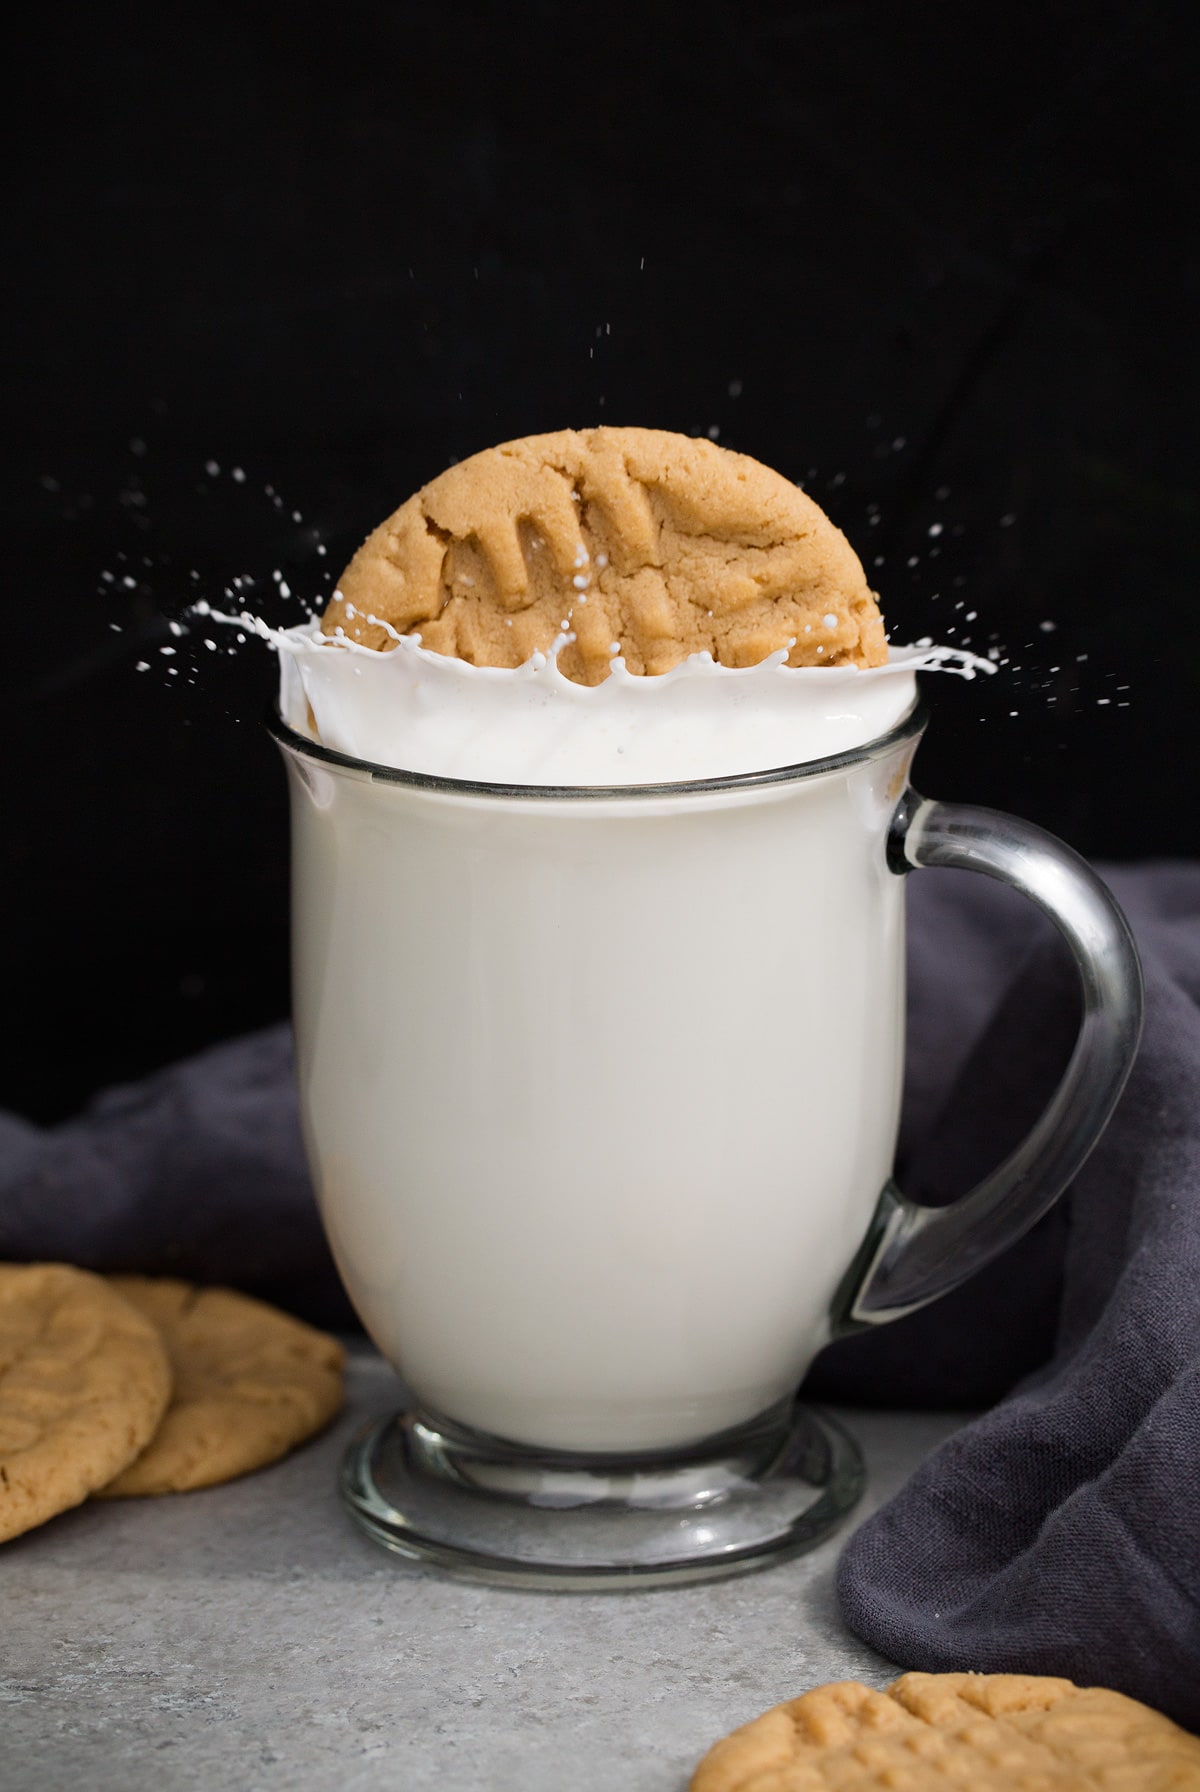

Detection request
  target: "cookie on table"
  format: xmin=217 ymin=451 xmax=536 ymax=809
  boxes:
xmin=689 ymin=1671 xmax=1200 ymax=1791
xmin=98 ymin=1278 xmax=345 ymax=1497
xmin=0 ymin=1263 xmax=172 ymax=1543
xmin=324 ymin=427 xmax=887 ymax=685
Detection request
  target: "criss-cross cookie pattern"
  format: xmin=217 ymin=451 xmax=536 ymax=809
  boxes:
xmin=690 ymin=1673 xmax=1200 ymax=1791
xmin=325 ymin=427 xmax=887 ymax=685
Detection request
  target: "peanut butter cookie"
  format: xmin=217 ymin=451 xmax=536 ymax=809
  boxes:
xmin=325 ymin=427 xmax=886 ymax=685
xmin=0 ymin=1264 xmax=172 ymax=1542
xmin=689 ymin=1672 xmax=1200 ymax=1791
xmin=99 ymin=1278 xmax=344 ymax=1496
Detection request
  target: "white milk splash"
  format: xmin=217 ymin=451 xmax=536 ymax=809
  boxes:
xmin=196 ymin=601 xmax=993 ymax=785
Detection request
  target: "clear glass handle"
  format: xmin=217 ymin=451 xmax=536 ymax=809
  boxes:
xmin=835 ymin=791 xmax=1144 ymax=1330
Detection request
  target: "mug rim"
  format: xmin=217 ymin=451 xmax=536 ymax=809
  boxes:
xmin=266 ymin=698 xmax=927 ymax=801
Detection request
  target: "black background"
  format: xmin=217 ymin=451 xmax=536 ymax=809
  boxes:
xmin=4 ymin=0 xmax=1196 ymax=1122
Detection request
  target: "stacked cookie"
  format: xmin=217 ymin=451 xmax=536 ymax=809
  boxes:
xmin=0 ymin=1264 xmax=343 ymax=1542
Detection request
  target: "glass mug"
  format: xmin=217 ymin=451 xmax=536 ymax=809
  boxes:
xmin=270 ymin=702 xmax=1142 ymax=1588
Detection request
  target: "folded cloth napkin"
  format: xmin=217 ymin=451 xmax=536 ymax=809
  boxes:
xmin=2 ymin=864 xmax=1197 ymax=1721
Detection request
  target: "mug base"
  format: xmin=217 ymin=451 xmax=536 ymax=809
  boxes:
xmin=339 ymin=1399 xmax=864 ymax=1589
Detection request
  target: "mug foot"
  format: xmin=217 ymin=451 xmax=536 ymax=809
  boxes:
xmin=339 ymin=1400 xmax=864 ymax=1589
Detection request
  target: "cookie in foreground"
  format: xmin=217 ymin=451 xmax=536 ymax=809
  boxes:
xmin=0 ymin=1263 xmax=172 ymax=1542
xmin=689 ymin=1672 xmax=1200 ymax=1791
xmin=98 ymin=1277 xmax=345 ymax=1496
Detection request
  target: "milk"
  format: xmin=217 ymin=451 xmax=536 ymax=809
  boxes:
xmin=280 ymin=715 xmax=917 ymax=1453
xmin=262 ymin=615 xmax=989 ymax=1452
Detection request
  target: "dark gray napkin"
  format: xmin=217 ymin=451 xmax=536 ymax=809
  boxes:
xmin=2 ymin=864 xmax=1197 ymax=1721
xmin=826 ymin=862 xmax=1200 ymax=1729
xmin=0 ymin=1027 xmax=353 ymax=1330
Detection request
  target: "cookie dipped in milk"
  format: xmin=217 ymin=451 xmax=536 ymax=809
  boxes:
xmin=274 ymin=429 xmax=965 ymax=781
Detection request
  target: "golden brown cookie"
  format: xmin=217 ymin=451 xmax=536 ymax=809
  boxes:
xmin=0 ymin=1263 xmax=172 ymax=1542
xmin=689 ymin=1672 xmax=1200 ymax=1791
xmin=98 ymin=1278 xmax=345 ymax=1496
xmin=325 ymin=427 xmax=886 ymax=685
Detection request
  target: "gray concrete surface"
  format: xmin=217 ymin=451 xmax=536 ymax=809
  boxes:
xmin=1 ymin=1344 xmax=966 ymax=1792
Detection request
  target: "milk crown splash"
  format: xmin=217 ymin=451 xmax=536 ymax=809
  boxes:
xmin=198 ymin=603 xmax=993 ymax=785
